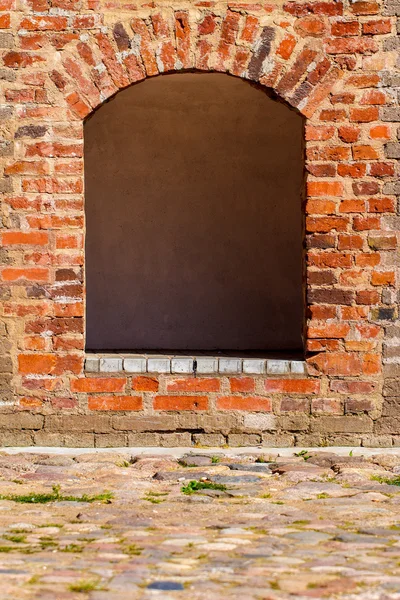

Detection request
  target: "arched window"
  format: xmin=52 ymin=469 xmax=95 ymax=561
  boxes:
xmin=84 ymin=73 xmax=304 ymax=352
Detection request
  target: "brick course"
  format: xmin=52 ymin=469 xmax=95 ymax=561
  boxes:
xmin=0 ymin=0 xmax=399 ymax=447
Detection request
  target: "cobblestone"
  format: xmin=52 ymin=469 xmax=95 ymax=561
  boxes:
xmin=0 ymin=449 xmax=399 ymax=598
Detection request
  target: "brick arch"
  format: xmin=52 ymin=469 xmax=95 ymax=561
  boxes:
xmin=49 ymin=10 xmax=341 ymax=121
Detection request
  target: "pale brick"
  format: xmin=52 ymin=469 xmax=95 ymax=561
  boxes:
xmin=311 ymin=415 xmax=373 ymax=434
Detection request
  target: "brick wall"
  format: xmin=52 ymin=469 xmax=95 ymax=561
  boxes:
xmin=0 ymin=0 xmax=400 ymax=447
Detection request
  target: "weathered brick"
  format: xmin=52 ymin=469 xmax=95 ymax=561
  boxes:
xmin=311 ymin=415 xmax=373 ymax=433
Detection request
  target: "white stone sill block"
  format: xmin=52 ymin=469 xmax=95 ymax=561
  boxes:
xmin=85 ymin=354 xmax=306 ymax=376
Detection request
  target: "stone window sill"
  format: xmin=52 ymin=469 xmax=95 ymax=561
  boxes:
xmin=85 ymin=354 xmax=306 ymax=376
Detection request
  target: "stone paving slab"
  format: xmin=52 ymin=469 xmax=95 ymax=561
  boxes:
xmin=0 ymin=449 xmax=400 ymax=598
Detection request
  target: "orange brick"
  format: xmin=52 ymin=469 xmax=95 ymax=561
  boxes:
xmin=370 ymin=125 xmax=391 ymax=140
xmin=355 ymin=253 xmax=380 ymax=267
xmin=18 ymin=353 xmax=82 ymax=375
xmin=362 ymin=353 xmax=380 ymax=375
xmin=352 ymin=145 xmax=379 ymax=160
xmin=277 ymin=34 xmax=296 ymax=59
xmin=339 ymin=199 xmax=365 ymax=213
xmin=264 ymin=379 xmax=320 ymax=394
xmin=166 ymin=378 xmax=220 ymax=392
xmin=71 ymin=378 xmax=126 ymax=393
xmin=1 ymin=268 xmax=49 ymax=282
xmin=309 ymin=352 xmax=362 ymax=376
xmin=362 ymin=18 xmax=391 ymax=34
xmin=338 ymin=234 xmax=363 ymax=250
xmin=308 ymin=323 xmax=350 ymax=338
xmin=368 ymin=198 xmax=395 ymax=213
xmin=229 ymin=377 xmax=255 ymax=393
xmin=305 ymin=125 xmax=335 ymax=141
xmin=132 ymin=376 xmax=159 ymax=392
xmin=371 ymin=271 xmax=395 ymax=286
xmin=2 ymin=231 xmax=48 ymax=246
xmin=154 ymin=396 xmax=208 ymax=411
xmin=217 ymin=396 xmax=272 ymax=411
xmin=307 ymin=181 xmax=343 ymax=197
xmin=361 ymin=90 xmax=386 ymax=105
xmin=350 ymin=107 xmax=379 ymax=122
xmin=88 ymin=396 xmax=142 ymax=410
xmin=338 ymin=125 xmax=360 ymax=143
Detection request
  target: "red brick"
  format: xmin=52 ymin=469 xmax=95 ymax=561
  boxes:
xmin=362 ymin=353 xmax=380 ymax=375
xmin=369 ymin=162 xmax=395 ymax=177
xmin=350 ymin=107 xmax=379 ymax=123
xmin=295 ymin=16 xmax=326 ymax=36
xmin=154 ymin=396 xmax=208 ymax=410
xmin=355 ymin=253 xmax=380 ymax=267
xmin=307 ymin=145 xmax=350 ymax=161
xmin=217 ymin=396 xmax=272 ymax=411
xmin=337 ymin=163 xmax=366 ymax=178
xmin=339 ymin=199 xmax=365 ymax=213
xmin=307 ymin=164 xmax=337 ymax=177
xmin=88 ymin=396 xmax=143 ymax=411
xmin=131 ymin=18 xmax=158 ymax=76
xmin=352 ymin=145 xmax=379 ymax=160
xmin=306 ymin=200 xmax=336 ymax=214
xmin=353 ymin=181 xmax=379 ymax=196
xmin=277 ymin=34 xmax=296 ymax=59
xmin=132 ymin=376 xmax=159 ymax=392
xmin=368 ymin=198 xmax=396 ymax=213
xmin=307 ymin=181 xmax=343 ymax=197
xmin=18 ymin=353 xmax=82 ymax=375
xmin=265 ymin=379 xmax=320 ymax=394
xmin=331 ymin=21 xmax=359 ymax=36
xmin=309 ymin=252 xmax=352 ymax=268
xmin=2 ymin=231 xmax=48 ymax=246
xmin=2 ymin=268 xmax=49 ymax=282
xmin=308 ymin=323 xmax=350 ymax=339
xmin=361 ymin=90 xmax=386 ymax=105
xmin=5 ymin=161 xmax=49 ymax=175
xmin=338 ymin=125 xmax=360 ymax=143
xmin=347 ymin=74 xmax=380 ymax=88
xmin=167 ymin=378 xmax=220 ymax=392
xmin=350 ymin=1 xmax=379 ymax=14
xmin=331 ymin=93 xmax=355 ymax=105
xmin=370 ymin=125 xmax=391 ymax=140
xmin=371 ymin=271 xmax=395 ymax=286
xmin=3 ymin=51 xmax=45 ymax=68
xmin=305 ymin=125 xmax=335 ymax=141
xmin=0 ymin=14 xmax=11 ymax=28
xmin=338 ymin=234 xmax=363 ymax=250
xmin=198 ymin=14 xmax=217 ymax=35
xmin=320 ymin=109 xmax=347 ymax=122
xmin=325 ymin=37 xmax=377 ymax=54
xmin=356 ymin=289 xmax=380 ymax=304
xmin=21 ymin=16 xmax=67 ymax=30
xmin=330 ymin=380 xmax=375 ymax=393
xmin=71 ymin=378 xmax=126 ymax=393
xmin=309 ymin=353 xmax=362 ymax=376
xmin=362 ymin=18 xmax=391 ymax=34
xmin=306 ymin=217 xmax=348 ymax=233
xmin=240 ymin=15 xmax=259 ymax=42
xmin=230 ymin=377 xmax=255 ymax=393
xmin=312 ymin=398 xmax=343 ymax=414
xmin=280 ymin=398 xmax=309 ymax=412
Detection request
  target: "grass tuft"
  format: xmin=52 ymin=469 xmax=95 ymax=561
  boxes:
xmin=371 ymin=475 xmax=400 ymax=486
xmin=0 ymin=485 xmax=113 ymax=504
xmin=181 ymin=480 xmax=227 ymax=495
xmin=69 ymin=579 xmax=103 ymax=593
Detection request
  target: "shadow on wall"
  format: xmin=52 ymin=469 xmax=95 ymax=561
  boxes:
xmin=84 ymin=72 xmax=305 ymax=352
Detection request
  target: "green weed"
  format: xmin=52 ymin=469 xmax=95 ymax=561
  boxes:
xmin=181 ymin=480 xmax=227 ymax=495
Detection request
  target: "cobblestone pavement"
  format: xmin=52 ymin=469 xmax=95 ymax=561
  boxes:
xmin=1 ymin=450 xmax=400 ymax=599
